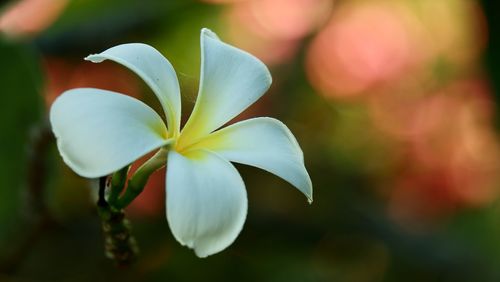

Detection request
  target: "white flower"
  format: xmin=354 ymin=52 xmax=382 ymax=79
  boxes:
xmin=50 ymin=28 xmax=312 ymax=257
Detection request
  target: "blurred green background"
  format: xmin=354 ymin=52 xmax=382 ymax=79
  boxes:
xmin=1 ymin=0 xmax=500 ymax=281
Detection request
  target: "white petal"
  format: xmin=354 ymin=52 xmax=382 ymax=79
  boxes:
xmin=85 ymin=43 xmax=181 ymax=135
xmin=187 ymin=117 xmax=312 ymax=202
xmin=179 ymin=28 xmax=272 ymax=146
xmin=50 ymin=88 xmax=169 ymax=178
xmin=166 ymin=150 xmax=247 ymax=257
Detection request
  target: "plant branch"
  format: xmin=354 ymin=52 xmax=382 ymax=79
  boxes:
xmin=97 ymin=176 xmax=139 ymax=266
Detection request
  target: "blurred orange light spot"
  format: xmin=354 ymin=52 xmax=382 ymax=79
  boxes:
xmin=245 ymin=0 xmax=333 ymax=40
xmin=306 ymin=1 xmax=415 ymax=99
xmin=225 ymin=3 xmax=299 ymax=64
xmin=224 ymin=0 xmax=332 ymax=65
xmin=386 ymin=80 xmax=500 ymax=225
xmin=0 ymin=0 xmax=68 ymax=37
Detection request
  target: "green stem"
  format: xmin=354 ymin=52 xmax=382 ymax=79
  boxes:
xmin=96 ymin=145 xmax=171 ymax=264
xmin=113 ymin=148 xmax=168 ymax=209
xmin=107 ymin=165 xmax=130 ymax=205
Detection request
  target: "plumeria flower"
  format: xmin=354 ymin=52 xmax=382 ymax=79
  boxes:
xmin=50 ymin=28 xmax=312 ymax=257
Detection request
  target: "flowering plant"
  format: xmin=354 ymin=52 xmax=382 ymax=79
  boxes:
xmin=50 ymin=28 xmax=312 ymax=257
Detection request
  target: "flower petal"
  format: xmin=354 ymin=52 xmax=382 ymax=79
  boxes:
xmin=166 ymin=150 xmax=247 ymax=257
xmin=187 ymin=117 xmax=312 ymax=202
xmin=50 ymin=88 xmax=169 ymax=178
xmin=85 ymin=43 xmax=181 ymax=135
xmin=179 ymin=28 xmax=272 ymax=146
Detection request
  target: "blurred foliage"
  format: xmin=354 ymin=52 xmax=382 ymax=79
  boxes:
xmin=0 ymin=40 xmax=42 ymax=243
xmin=0 ymin=0 xmax=500 ymax=281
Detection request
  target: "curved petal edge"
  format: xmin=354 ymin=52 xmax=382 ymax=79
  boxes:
xmin=179 ymin=28 xmax=272 ymax=146
xmin=85 ymin=43 xmax=181 ymax=135
xmin=166 ymin=149 xmax=248 ymax=257
xmin=189 ymin=117 xmax=313 ymax=203
xmin=50 ymin=88 xmax=169 ymax=178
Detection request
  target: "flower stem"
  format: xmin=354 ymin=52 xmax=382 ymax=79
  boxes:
xmin=95 ymin=145 xmax=170 ymax=264
xmin=113 ymin=147 xmax=168 ymax=209
xmin=107 ymin=165 xmax=130 ymax=206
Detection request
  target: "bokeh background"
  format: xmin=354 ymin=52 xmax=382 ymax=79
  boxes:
xmin=1 ymin=0 xmax=500 ymax=281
